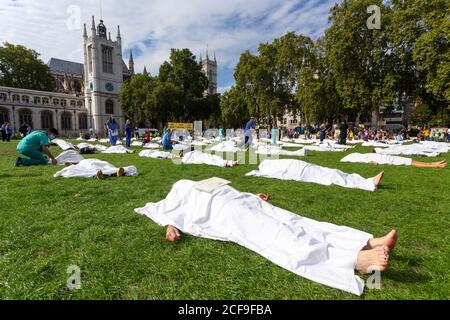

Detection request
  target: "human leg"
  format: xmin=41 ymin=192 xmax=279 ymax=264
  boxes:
xmin=18 ymin=149 xmax=48 ymax=166
xmin=411 ymin=160 xmax=447 ymax=168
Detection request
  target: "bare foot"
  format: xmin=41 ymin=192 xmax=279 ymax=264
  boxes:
xmin=367 ymin=230 xmax=398 ymax=251
xmin=64 ymin=162 xmax=73 ymax=167
xmin=356 ymin=246 xmax=390 ymax=274
xmin=234 ymin=160 xmax=241 ymax=166
xmin=96 ymin=170 xmax=104 ymax=180
xmin=437 ymin=161 xmax=447 ymax=168
xmin=166 ymin=225 xmax=181 ymax=242
xmin=373 ymin=171 xmax=385 ymax=189
xmin=369 ymin=161 xmax=379 ymax=165
xmin=117 ymin=167 xmax=125 ymax=177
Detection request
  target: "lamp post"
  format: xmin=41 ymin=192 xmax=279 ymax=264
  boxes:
xmin=88 ymin=97 xmax=92 ymax=131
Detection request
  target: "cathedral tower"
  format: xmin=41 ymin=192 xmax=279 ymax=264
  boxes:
xmin=83 ymin=17 xmax=124 ymax=132
xmin=201 ymin=51 xmax=218 ymax=96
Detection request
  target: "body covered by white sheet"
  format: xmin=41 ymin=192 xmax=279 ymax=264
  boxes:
xmin=375 ymin=143 xmax=447 ymax=157
xmin=54 ymin=159 xmax=138 ymax=178
xmin=139 ymin=150 xmax=178 ymax=159
xmin=210 ymin=141 xmax=242 ymax=153
xmin=55 ymin=150 xmax=85 ymax=165
xmin=102 ymin=146 xmax=134 ymax=154
xmin=135 ymin=180 xmax=372 ymax=296
xmin=341 ymin=153 xmax=413 ymax=166
xmin=52 ymin=139 xmax=75 ymax=151
xmin=246 ymin=159 xmax=377 ymax=192
xmin=182 ymin=151 xmax=235 ymax=168
xmin=255 ymin=145 xmax=308 ymax=157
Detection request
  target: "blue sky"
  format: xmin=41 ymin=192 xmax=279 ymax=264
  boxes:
xmin=0 ymin=0 xmax=338 ymax=93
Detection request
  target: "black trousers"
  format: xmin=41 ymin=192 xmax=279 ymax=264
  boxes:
xmin=1 ymin=130 xmax=6 ymax=142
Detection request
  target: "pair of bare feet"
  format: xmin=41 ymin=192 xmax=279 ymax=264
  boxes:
xmin=225 ymin=160 xmax=241 ymax=168
xmin=95 ymin=167 xmax=125 ymax=180
xmin=356 ymin=229 xmax=398 ymax=274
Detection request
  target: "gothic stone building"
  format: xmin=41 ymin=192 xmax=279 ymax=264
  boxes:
xmin=0 ymin=17 xmax=133 ymax=137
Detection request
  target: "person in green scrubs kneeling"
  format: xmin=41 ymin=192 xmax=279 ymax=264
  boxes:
xmin=14 ymin=128 xmax=59 ymax=167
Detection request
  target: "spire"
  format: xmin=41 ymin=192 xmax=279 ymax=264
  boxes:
xmin=129 ymin=50 xmax=135 ymax=75
xmin=117 ymin=25 xmax=121 ymax=39
xmin=83 ymin=24 xmax=88 ymax=39
xmin=108 ymin=32 xmax=111 ymax=41
xmin=91 ymin=16 xmax=96 ymax=36
xmin=143 ymin=66 xmax=148 ymax=75
xmin=214 ymin=52 xmax=216 ymax=62
xmin=200 ymin=53 xmax=202 ymax=63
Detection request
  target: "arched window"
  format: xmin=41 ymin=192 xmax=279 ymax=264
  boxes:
xmin=78 ymin=113 xmax=88 ymax=130
xmin=0 ymin=107 xmax=9 ymax=124
xmin=41 ymin=111 xmax=54 ymax=129
xmin=61 ymin=99 xmax=67 ymax=107
xmin=21 ymin=96 xmax=30 ymax=104
xmin=53 ymin=99 xmax=60 ymax=105
xmin=19 ymin=109 xmax=33 ymax=127
xmin=70 ymin=100 xmax=76 ymax=107
xmin=77 ymin=101 xmax=83 ymax=107
xmin=0 ymin=93 xmax=7 ymax=101
xmin=12 ymin=94 xmax=20 ymax=102
xmin=42 ymin=98 xmax=49 ymax=105
xmin=105 ymin=100 xmax=114 ymax=114
xmin=102 ymin=46 xmax=114 ymax=73
xmin=34 ymin=97 xmax=41 ymax=104
xmin=61 ymin=112 xmax=72 ymax=130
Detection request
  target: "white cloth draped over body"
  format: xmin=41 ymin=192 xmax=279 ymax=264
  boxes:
xmin=102 ymin=146 xmax=134 ymax=154
xmin=131 ymin=141 xmax=144 ymax=147
xmin=255 ymin=145 xmax=308 ymax=157
xmin=181 ymin=151 xmax=236 ymax=168
xmin=54 ymin=159 xmax=138 ymax=178
xmin=54 ymin=150 xmax=85 ymax=165
xmin=375 ymin=142 xmax=448 ymax=157
xmin=135 ymin=180 xmax=372 ymax=296
xmin=51 ymin=139 xmax=75 ymax=151
xmin=210 ymin=141 xmax=242 ymax=153
xmin=246 ymin=159 xmax=377 ymax=192
xmin=341 ymin=153 xmax=413 ymax=166
xmin=143 ymin=143 xmax=161 ymax=149
xmin=362 ymin=141 xmax=391 ymax=148
xmin=77 ymin=143 xmax=107 ymax=152
xmin=139 ymin=150 xmax=178 ymax=160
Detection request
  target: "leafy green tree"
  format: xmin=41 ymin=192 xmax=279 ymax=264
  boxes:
xmin=220 ymin=86 xmax=250 ymax=128
xmin=0 ymin=42 xmax=55 ymax=91
xmin=410 ymin=99 xmax=432 ymax=128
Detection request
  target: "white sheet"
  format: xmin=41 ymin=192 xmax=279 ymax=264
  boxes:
xmin=362 ymin=141 xmax=390 ymax=148
xmin=375 ymin=143 xmax=447 ymax=157
xmin=182 ymin=151 xmax=236 ymax=168
xmin=54 ymin=150 xmax=85 ymax=165
xmin=255 ymin=145 xmax=308 ymax=157
xmin=246 ymin=159 xmax=377 ymax=192
xmin=139 ymin=150 xmax=178 ymax=159
xmin=143 ymin=143 xmax=161 ymax=149
xmin=131 ymin=141 xmax=144 ymax=147
xmin=54 ymin=159 xmax=138 ymax=178
xmin=135 ymin=180 xmax=372 ymax=296
xmin=210 ymin=141 xmax=242 ymax=153
xmin=52 ymin=139 xmax=75 ymax=151
xmin=102 ymin=146 xmax=134 ymax=154
xmin=341 ymin=153 xmax=413 ymax=166
xmin=77 ymin=143 xmax=107 ymax=152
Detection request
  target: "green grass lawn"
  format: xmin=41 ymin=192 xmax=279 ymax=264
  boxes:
xmin=0 ymin=140 xmax=449 ymax=300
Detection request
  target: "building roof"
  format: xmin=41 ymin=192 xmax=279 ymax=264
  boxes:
xmin=48 ymin=58 xmax=84 ymax=76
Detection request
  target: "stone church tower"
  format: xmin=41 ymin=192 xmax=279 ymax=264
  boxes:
xmin=201 ymin=51 xmax=218 ymax=96
xmin=83 ymin=17 xmax=125 ymax=133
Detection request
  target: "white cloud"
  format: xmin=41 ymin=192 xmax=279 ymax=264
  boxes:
xmin=0 ymin=0 xmax=337 ymax=87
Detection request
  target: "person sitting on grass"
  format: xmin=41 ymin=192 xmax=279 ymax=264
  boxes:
xmin=14 ymin=128 xmax=59 ymax=167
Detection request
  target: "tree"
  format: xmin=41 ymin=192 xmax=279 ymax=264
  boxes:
xmin=410 ymin=99 xmax=432 ymax=128
xmin=296 ymin=37 xmax=343 ymax=125
xmin=120 ymin=72 xmax=157 ymax=126
xmin=220 ymin=86 xmax=250 ymax=128
xmin=159 ymin=49 xmax=208 ymax=121
xmin=0 ymin=42 xmax=55 ymax=91
xmin=326 ymin=0 xmax=396 ymax=123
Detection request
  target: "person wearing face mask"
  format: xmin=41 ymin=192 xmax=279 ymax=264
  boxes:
xmin=14 ymin=128 xmax=59 ymax=167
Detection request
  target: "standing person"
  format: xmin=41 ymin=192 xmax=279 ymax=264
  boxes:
xmin=125 ymin=120 xmax=132 ymax=148
xmin=14 ymin=128 xmax=59 ymax=167
xmin=241 ymin=117 xmax=256 ymax=149
xmin=105 ymin=116 xmax=119 ymax=146
xmin=319 ymin=124 xmax=326 ymax=144
xmin=0 ymin=123 xmax=6 ymax=142
xmin=134 ymin=127 xmax=140 ymax=140
xmin=145 ymin=130 xmax=150 ymax=143
xmin=5 ymin=123 xmax=13 ymax=142
xmin=447 ymin=127 xmax=450 ymax=142
xmin=339 ymin=121 xmax=348 ymax=145
xmin=162 ymin=129 xmax=173 ymax=151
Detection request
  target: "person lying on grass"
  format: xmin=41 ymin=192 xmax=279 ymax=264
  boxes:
xmin=14 ymin=128 xmax=59 ymax=167
xmin=135 ymin=180 xmax=398 ymax=295
xmin=341 ymin=153 xmax=447 ymax=168
xmin=54 ymin=159 xmax=138 ymax=180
